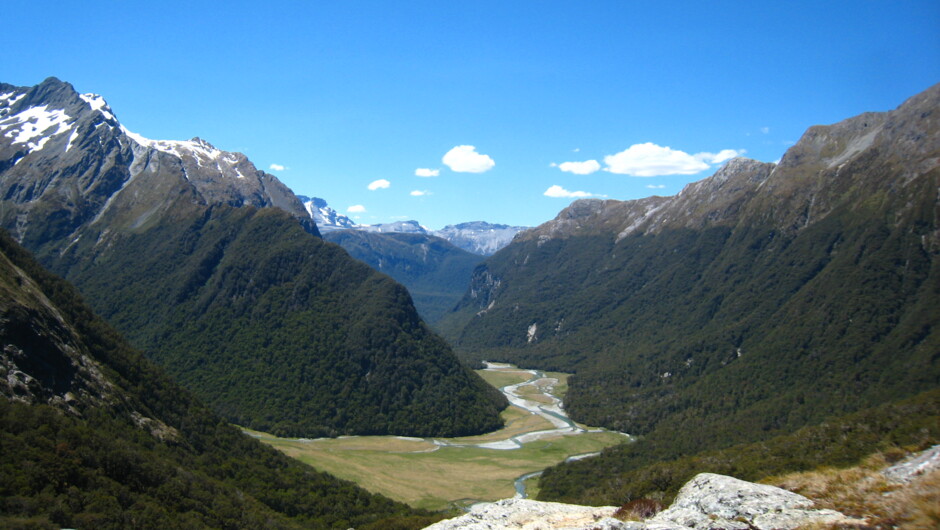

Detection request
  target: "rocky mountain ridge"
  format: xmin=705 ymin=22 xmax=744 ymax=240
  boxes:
xmin=0 ymin=77 xmax=313 ymax=252
xmin=517 ymin=83 xmax=938 ymax=247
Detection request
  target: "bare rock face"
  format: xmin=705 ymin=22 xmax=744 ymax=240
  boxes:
xmin=882 ymin=444 xmax=940 ymax=484
xmin=650 ymin=473 xmax=861 ymax=530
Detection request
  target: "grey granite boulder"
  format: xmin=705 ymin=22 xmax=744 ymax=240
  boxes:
xmin=651 ymin=473 xmax=859 ymax=530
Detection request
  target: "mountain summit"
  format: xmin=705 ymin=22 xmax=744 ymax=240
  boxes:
xmin=0 ymin=77 xmax=506 ymax=437
xmin=0 ymin=77 xmax=313 ymax=249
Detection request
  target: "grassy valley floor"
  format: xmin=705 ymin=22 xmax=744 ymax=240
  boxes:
xmin=246 ymin=364 xmax=626 ymax=511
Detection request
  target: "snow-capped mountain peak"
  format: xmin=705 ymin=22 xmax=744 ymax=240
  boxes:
xmin=298 ymin=196 xmax=358 ymax=231
xmin=0 ymin=77 xmax=312 ymax=237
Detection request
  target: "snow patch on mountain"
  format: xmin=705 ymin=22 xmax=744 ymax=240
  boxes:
xmin=360 ymin=220 xmax=430 ymax=234
xmin=121 ymin=127 xmax=223 ymax=161
xmin=0 ymin=104 xmax=73 ymax=154
xmin=435 ymin=222 xmax=528 ymax=255
xmin=79 ymin=93 xmax=115 ymax=121
xmin=0 ymin=92 xmax=26 ymax=112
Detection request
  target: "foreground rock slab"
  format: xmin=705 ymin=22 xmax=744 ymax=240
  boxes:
xmin=650 ymin=473 xmax=861 ymax=530
xmin=424 ymin=473 xmax=863 ymax=530
xmin=423 ymin=498 xmax=621 ymax=529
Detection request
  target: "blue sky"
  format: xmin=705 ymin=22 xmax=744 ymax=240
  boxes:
xmin=6 ymin=1 xmax=939 ymax=229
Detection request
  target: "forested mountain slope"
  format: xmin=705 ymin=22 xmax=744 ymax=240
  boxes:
xmin=0 ymin=77 xmax=505 ymax=437
xmin=323 ymin=229 xmax=484 ymax=325
xmin=0 ymin=230 xmax=437 ymax=528
xmin=443 ymin=83 xmax=939 ymax=455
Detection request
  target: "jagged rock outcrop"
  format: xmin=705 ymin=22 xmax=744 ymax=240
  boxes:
xmin=424 ymin=473 xmax=861 ymax=530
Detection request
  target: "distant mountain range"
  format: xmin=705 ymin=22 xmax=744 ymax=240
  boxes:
xmin=441 ymin=82 xmax=940 ymax=484
xmin=0 ymin=77 xmax=505 ymax=438
xmin=299 ymin=195 xmax=528 ymax=256
xmin=322 ymin=229 xmax=484 ymax=325
xmin=299 ymin=196 xmax=527 ymax=323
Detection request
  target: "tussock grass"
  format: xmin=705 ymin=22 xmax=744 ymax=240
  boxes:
xmin=766 ymin=450 xmax=940 ymax=529
xmin=476 ymin=369 xmax=533 ymax=389
xmin=516 ymin=384 xmax=556 ymax=404
xmin=449 ymin=406 xmax=555 ymax=443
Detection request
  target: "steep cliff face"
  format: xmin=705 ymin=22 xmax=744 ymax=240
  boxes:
xmin=443 ymin=84 xmax=939 ymax=452
xmin=0 ymin=78 xmax=506 ymax=438
xmin=0 ymin=237 xmax=138 ymax=419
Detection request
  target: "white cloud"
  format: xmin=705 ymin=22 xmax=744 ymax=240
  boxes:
xmin=604 ymin=143 xmax=744 ymax=177
xmin=555 ymin=159 xmax=601 ymax=175
xmin=410 ymin=190 xmax=430 ymax=196
xmin=347 ymin=204 xmax=366 ymax=213
xmin=646 ymin=184 xmax=667 ymax=189
xmin=269 ymin=163 xmax=286 ymax=171
xmin=605 ymin=143 xmax=709 ymax=176
xmin=544 ymin=185 xmax=597 ymax=198
xmin=442 ymin=145 xmax=495 ymax=173
xmin=761 ymin=126 xmax=770 ymax=134
xmin=694 ymin=149 xmax=745 ymax=165
xmin=415 ymin=168 xmax=440 ymax=177
xmin=367 ymin=179 xmax=391 ymax=190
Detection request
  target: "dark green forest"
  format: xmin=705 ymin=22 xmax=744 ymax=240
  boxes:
xmin=537 ymin=388 xmax=940 ymax=506
xmin=49 ymin=206 xmax=505 ymax=438
xmin=0 ymin=230 xmax=440 ymax=528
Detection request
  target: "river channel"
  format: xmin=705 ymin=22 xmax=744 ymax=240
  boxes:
xmin=472 ymin=362 xmax=610 ymax=499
